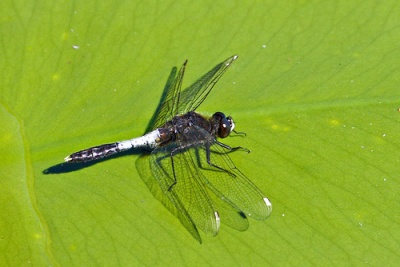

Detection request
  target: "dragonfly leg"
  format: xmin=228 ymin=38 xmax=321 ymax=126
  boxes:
xmin=205 ymin=143 xmax=236 ymax=177
xmin=214 ymin=140 xmax=250 ymax=153
xmin=167 ymin=146 xmax=184 ymax=191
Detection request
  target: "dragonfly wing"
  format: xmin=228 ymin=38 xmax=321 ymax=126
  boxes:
xmin=197 ymin=142 xmax=272 ymax=221
xmin=181 ymin=125 xmax=271 ymax=222
xmin=136 ymin=153 xmax=203 ymax=243
xmin=149 ymin=55 xmax=237 ymax=130
xmin=178 ymin=55 xmax=238 ymax=114
xmin=150 ymin=143 xmax=221 ymax=237
xmin=150 ymin=60 xmax=187 ymax=130
xmin=206 ymin=185 xmax=249 ymax=231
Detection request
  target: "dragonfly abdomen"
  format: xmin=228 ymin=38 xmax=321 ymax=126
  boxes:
xmin=64 ymin=143 xmax=120 ymax=162
xmin=64 ymin=130 xmax=162 ymax=163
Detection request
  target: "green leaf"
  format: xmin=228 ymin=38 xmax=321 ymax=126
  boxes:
xmin=1 ymin=0 xmax=399 ymax=265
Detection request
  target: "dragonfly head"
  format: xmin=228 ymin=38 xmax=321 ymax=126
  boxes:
xmin=212 ymin=112 xmax=235 ymax=138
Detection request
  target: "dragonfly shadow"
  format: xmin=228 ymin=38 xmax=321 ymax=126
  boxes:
xmin=42 ymin=149 xmax=144 ymax=174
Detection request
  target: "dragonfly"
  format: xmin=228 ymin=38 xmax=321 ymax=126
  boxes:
xmin=64 ymin=55 xmax=272 ymax=243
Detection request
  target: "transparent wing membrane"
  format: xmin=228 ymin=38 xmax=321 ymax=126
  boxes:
xmin=148 ymin=125 xmax=270 ymax=238
xmin=151 ymin=61 xmax=187 ymax=130
xmin=150 ymin=144 xmax=221 ymax=236
xmin=178 ymin=55 xmax=238 ymax=114
xmin=151 ymin=55 xmax=238 ymax=129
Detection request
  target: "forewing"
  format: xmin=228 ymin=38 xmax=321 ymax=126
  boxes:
xmin=150 ymin=143 xmax=220 ymax=236
xmin=151 ymin=60 xmax=187 ymax=130
xmin=197 ymin=143 xmax=272 ymax=220
xmin=206 ymin=186 xmax=249 ymax=232
xmin=149 ymin=55 xmax=237 ymax=130
xmin=177 ymin=55 xmax=238 ymax=114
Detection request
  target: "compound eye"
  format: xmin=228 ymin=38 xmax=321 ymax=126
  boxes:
xmin=218 ymin=117 xmax=231 ymax=138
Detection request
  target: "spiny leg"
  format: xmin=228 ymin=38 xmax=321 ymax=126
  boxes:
xmin=215 ymin=140 xmax=250 ymax=153
xmin=168 ymin=144 xmax=189 ymax=191
xmin=167 ymin=140 xmax=249 ymax=190
xmin=205 ymin=143 xmax=237 ymax=177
